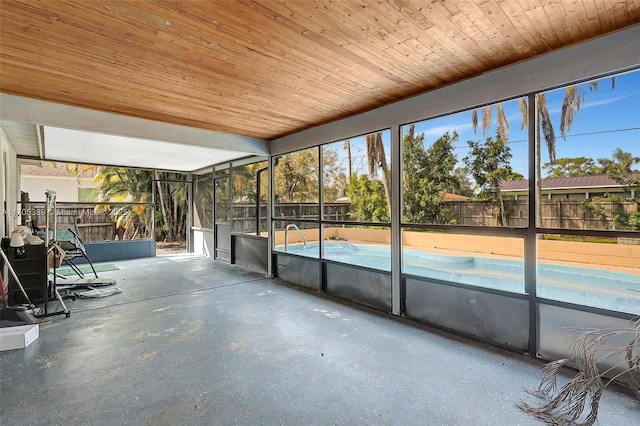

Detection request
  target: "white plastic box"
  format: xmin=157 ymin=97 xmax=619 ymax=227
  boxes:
xmin=0 ymin=324 xmax=40 ymax=351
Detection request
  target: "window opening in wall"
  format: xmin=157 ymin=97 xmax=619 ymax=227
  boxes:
xmin=269 ymin=69 xmax=639 ymax=319
xmin=194 ymin=171 xmax=213 ymax=230
xmin=402 ymin=97 xmax=529 ymax=227
xmin=273 ymin=147 xmax=320 ymax=256
xmin=19 ymin=162 xmax=155 ymax=243
xmin=321 ymin=130 xmax=392 ymax=271
xmin=399 ymin=97 xmax=528 ymax=293
xmin=534 ymin=69 xmax=640 ymax=314
xmin=322 ymin=131 xmax=392 ymax=223
xmin=272 ymin=130 xmax=394 ymax=271
xmin=232 ymin=161 xmax=268 ymax=235
xmin=214 ymin=175 xmax=231 ymax=262
xmin=153 ymin=172 xmax=189 ymax=255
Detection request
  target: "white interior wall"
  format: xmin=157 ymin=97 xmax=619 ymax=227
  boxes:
xmin=20 ymin=176 xmax=96 ymax=203
xmin=192 ymin=229 xmax=214 ymax=257
xmin=1 ymin=128 xmax=20 ymax=237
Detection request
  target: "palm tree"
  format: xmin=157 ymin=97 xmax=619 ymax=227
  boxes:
xmin=53 ymin=162 xmax=97 ymax=181
xmin=599 ymin=148 xmax=640 ymax=199
xmin=343 ymin=139 xmax=352 ymax=181
xmin=153 ymin=171 xmax=189 ymax=242
xmin=472 ymin=78 xmax=613 ymax=226
xmin=366 ymin=132 xmax=391 ymax=216
xmin=93 ymin=167 xmax=153 ymax=239
xmin=471 ymin=104 xmax=510 ymax=143
xmin=94 ymin=167 xmax=189 ymax=242
xmin=599 ymin=148 xmax=640 ymax=175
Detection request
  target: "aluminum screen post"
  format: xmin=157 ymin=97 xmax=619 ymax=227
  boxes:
xmin=525 ymin=92 xmax=539 ymax=358
xmin=318 ymin=146 xmax=324 ymax=292
xmin=186 ymin=173 xmax=193 ymax=254
xmin=267 ymin=156 xmax=275 ymax=279
xmin=151 ymin=178 xmax=156 ymax=253
xmin=391 ymin=124 xmax=401 ymax=316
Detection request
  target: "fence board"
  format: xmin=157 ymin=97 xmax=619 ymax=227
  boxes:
xmin=21 ymin=199 xmax=637 ymax=242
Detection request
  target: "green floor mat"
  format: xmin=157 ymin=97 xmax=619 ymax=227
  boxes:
xmin=56 ymin=264 xmax=120 ymax=277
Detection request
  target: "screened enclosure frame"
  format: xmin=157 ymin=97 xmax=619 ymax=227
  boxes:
xmin=265 ymin=53 xmax=640 ymax=359
xmin=187 ymin=30 xmax=640 ymax=362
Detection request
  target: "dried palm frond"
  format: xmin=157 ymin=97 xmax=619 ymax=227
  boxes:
xmin=496 ymin=103 xmax=509 ymax=142
xmin=518 ymin=318 xmax=640 ymax=426
xmin=560 ymin=85 xmax=585 ymax=140
xmin=366 ymin=133 xmax=378 ymax=177
xmin=471 ymin=109 xmax=479 ymax=134
xmin=536 ymin=93 xmax=556 ymax=164
xmin=518 ymin=98 xmax=528 ymax=130
xmin=482 ymin=105 xmax=492 ymax=136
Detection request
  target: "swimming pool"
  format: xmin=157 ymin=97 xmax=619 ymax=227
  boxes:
xmin=276 ymin=242 xmax=639 ymax=314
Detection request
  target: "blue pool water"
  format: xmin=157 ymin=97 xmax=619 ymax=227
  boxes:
xmin=277 ymin=242 xmax=639 ymax=314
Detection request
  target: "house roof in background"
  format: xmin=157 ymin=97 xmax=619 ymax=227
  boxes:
xmin=21 ymin=162 xmax=96 ymax=179
xmin=501 ymin=174 xmax=637 ymax=192
xmin=443 ymin=193 xmax=470 ymax=201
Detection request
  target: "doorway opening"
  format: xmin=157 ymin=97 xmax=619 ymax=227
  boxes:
xmin=153 ymin=172 xmax=191 ymax=256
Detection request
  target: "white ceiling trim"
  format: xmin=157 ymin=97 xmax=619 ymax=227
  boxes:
xmin=0 ymin=93 xmax=269 ymax=168
xmin=43 ymin=126 xmax=251 ymax=172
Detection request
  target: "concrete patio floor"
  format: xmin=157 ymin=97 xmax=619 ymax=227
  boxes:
xmin=1 ymin=254 xmax=638 ymax=425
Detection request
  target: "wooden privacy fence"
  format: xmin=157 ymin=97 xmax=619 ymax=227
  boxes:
xmin=271 ymin=202 xmax=352 ymax=221
xmin=26 ymin=203 xmax=117 ymax=242
xmin=257 ymin=200 xmax=638 ymax=231
xmin=450 ymin=200 xmax=638 ymax=230
xmin=23 ymin=200 xmax=635 ymax=242
xmin=232 ymin=203 xmax=352 ymax=233
xmin=540 ymin=200 xmax=637 ymax=230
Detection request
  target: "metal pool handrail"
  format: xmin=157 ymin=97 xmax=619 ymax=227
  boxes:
xmin=285 ymin=224 xmax=307 ymax=252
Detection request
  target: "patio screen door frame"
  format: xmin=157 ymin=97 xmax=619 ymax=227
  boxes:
xmin=214 ymin=175 xmax=232 ymax=262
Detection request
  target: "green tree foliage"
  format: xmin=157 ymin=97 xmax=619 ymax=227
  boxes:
xmin=543 ymin=157 xmax=600 ymax=178
xmin=598 ymin=148 xmax=640 ymax=176
xmin=233 ymin=162 xmax=268 ymax=203
xmin=194 ymin=173 xmax=213 ymax=229
xmin=322 ymin=147 xmax=348 ymax=203
xmin=274 ymin=148 xmax=347 ymax=204
xmin=366 ymin=132 xmax=391 ymax=212
xmin=453 ymin=167 xmax=475 ymax=197
xmin=579 ymin=149 xmax=640 ymax=231
xmin=403 ymin=127 xmax=461 ymax=224
xmin=464 ymin=134 xmax=522 ymax=226
xmin=274 ymin=150 xmax=319 ymax=203
xmin=93 ymin=167 xmax=153 ymax=240
xmin=598 ymin=148 xmax=640 ymax=198
xmin=347 ymin=174 xmax=389 ymax=222
xmin=214 ymin=177 xmax=230 ymax=222
xmin=153 ymin=171 xmax=188 ymax=243
xmin=474 ymin=78 xmax=614 ymax=225
xmin=94 ymin=167 xmax=188 ymax=242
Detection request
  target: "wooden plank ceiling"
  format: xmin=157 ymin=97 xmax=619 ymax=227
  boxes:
xmin=1 ymin=0 xmax=639 ymax=141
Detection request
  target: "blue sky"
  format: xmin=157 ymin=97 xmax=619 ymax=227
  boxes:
xmin=409 ymin=69 xmax=640 ymax=178
xmin=326 ymin=69 xmax=639 ymax=180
